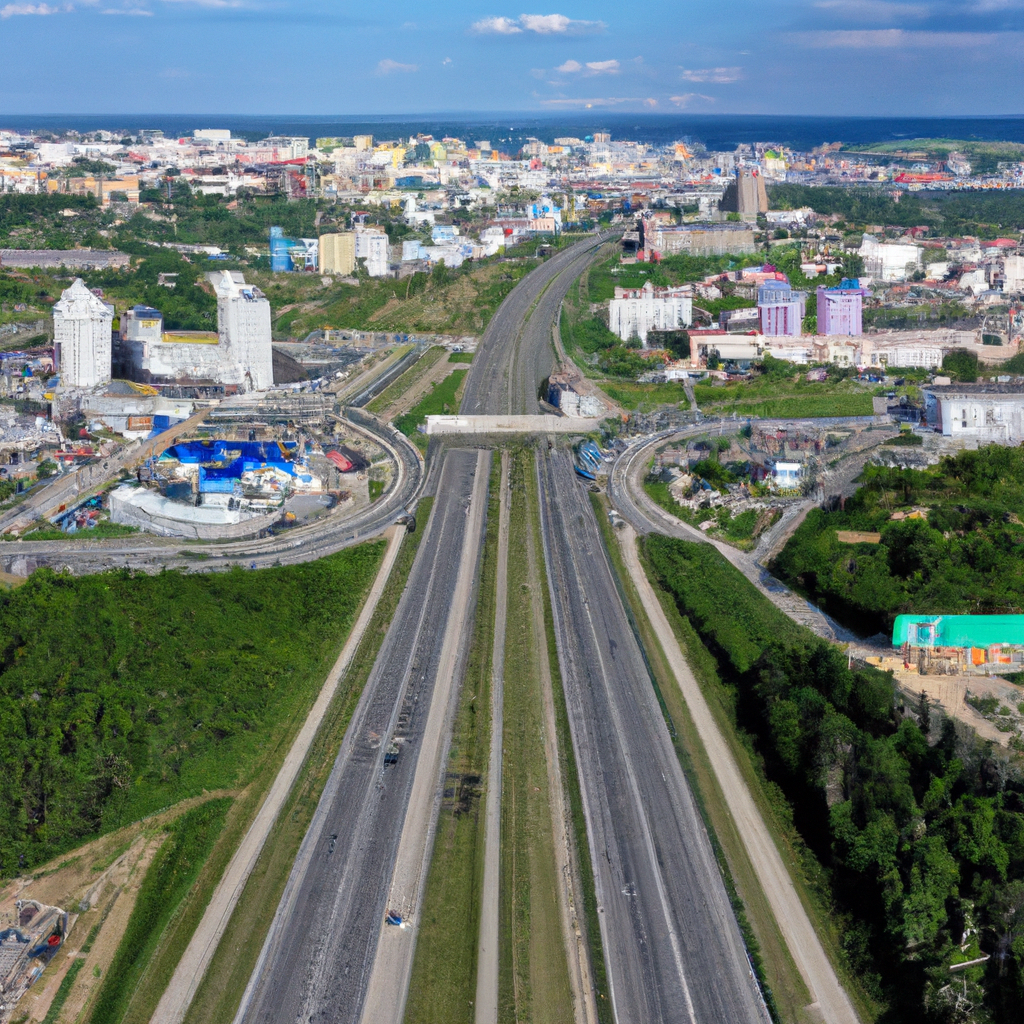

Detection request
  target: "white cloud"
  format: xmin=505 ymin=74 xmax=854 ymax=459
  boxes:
xmin=473 ymin=12 xmax=604 ymax=35
xmin=377 ymin=58 xmax=419 ymax=74
xmin=814 ymin=0 xmax=929 ymax=18
xmin=585 ymin=59 xmax=619 ymax=73
xmin=680 ymin=66 xmax=742 ymax=83
xmin=540 ymin=96 xmax=641 ymax=106
xmin=1 ymin=2 xmax=67 ymax=16
xmin=555 ymin=59 xmax=582 ymax=72
xmin=101 ymin=5 xmax=153 ymax=12
xmin=472 ymin=15 xmax=522 ymax=33
xmin=442 ymin=56 xmax=452 ymax=65
xmin=159 ymin=0 xmax=243 ymax=7
xmin=793 ymin=28 xmax=998 ymax=46
xmin=670 ymin=93 xmax=714 ymax=107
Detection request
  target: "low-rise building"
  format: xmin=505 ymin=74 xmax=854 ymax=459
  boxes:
xmin=922 ymin=383 xmax=1024 ymax=442
xmin=647 ymin=222 xmax=757 ymax=257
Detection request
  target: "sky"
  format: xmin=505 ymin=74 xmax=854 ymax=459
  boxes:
xmin=0 ymin=1 xmax=1022 ymax=116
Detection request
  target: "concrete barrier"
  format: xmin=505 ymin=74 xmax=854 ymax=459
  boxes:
xmin=424 ymin=414 xmax=603 ymax=435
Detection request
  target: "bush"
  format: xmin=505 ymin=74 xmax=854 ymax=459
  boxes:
xmin=941 ymin=348 xmax=979 ymax=382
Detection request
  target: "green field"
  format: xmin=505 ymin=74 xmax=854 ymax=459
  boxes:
xmin=365 ymin=346 xmax=446 ymax=415
xmin=394 ymin=368 xmax=468 ymax=436
xmin=0 ymin=544 xmax=385 ymax=876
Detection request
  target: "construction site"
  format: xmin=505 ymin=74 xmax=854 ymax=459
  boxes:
xmin=0 ymin=900 xmax=70 ymax=1024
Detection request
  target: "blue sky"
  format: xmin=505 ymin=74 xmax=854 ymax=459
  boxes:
xmin=0 ymin=1 xmax=1021 ymax=115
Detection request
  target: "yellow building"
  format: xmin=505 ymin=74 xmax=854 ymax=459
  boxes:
xmin=319 ymin=232 xmax=356 ymax=276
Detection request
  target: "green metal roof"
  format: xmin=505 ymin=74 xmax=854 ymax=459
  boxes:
xmin=892 ymin=614 xmax=1024 ymax=648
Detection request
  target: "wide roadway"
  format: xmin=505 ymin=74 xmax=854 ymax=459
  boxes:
xmin=234 ymin=447 xmax=487 ymax=1024
xmin=538 ymin=447 xmax=768 ymax=1023
xmin=460 ymin=231 xmax=616 ymax=416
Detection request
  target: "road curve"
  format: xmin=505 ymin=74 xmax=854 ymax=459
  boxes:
xmin=0 ymin=412 xmax=423 ymax=576
xmin=460 ymin=232 xmax=616 ymax=416
xmin=538 ymin=447 xmax=769 ymax=1024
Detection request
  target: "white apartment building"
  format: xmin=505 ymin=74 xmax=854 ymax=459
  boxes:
xmin=212 ymin=271 xmax=274 ymax=390
xmin=53 ymin=279 xmax=113 ymax=388
xmin=859 ymin=234 xmax=922 ymax=282
xmin=609 ymin=281 xmax=692 ymax=346
xmin=1003 ymin=255 xmax=1024 ymax=293
xmin=355 ymin=229 xmax=390 ymax=277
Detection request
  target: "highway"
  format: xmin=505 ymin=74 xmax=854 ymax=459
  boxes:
xmin=0 ymin=412 xmax=422 ymax=576
xmin=538 ymin=447 xmax=768 ymax=1024
xmin=460 ymin=232 xmax=616 ymax=416
xmin=234 ymin=447 xmax=489 ymax=1024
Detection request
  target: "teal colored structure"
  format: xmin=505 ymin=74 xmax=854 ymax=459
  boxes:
xmin=892 ymin=614 xmax=1024 ymax=648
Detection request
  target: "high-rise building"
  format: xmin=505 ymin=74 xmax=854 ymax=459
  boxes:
xmin=211 ymin=271 xmax=273 ymax=390
xmin=319 ymin=232 xmax=356 ymax=276
xmin=53 ymin=278 xmax=113 ymax=388
xmin=758 ymin=279 xmax=806 ymax=337
xmin=817 ymin=280 xmax=869 ymax=335
xmin=355 ymin=229 xmax=390 ymax=277
xmin=719 ymin=168 xmax=769 ymax=222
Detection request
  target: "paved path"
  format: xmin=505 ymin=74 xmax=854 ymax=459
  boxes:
xmin=474 ymin=451 xmax=509 ymax=1024
xmin=149 ymin=525 xmax=407 ymax=1024
xmin=617 ymin=525 xmax=861 ymax=1024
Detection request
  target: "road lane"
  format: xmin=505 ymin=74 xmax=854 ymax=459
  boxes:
xmin=234 ymin=448 xmax=488 ymax=1024
xmin=537 ymin=447 xmax=768 ymax=1024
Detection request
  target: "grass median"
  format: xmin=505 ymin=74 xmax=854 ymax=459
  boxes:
xmin=498 ymin=449 xmax=574 ymax=1024
xmin=366 ymin=345 xmax=446 ymax=415
xmin=181 ymin=508 xmax=433 ymax=1024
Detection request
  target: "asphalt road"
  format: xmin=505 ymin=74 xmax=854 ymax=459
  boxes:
xmin=234 ymin=447 xmax=488 ymax=1024
xmin=538 ymin=446 xmax=768 ymax=1024
xmin=0 ymin=413 xmax=422 ymax=576
xmin=460 ymin=232 xmax=616 ymax=416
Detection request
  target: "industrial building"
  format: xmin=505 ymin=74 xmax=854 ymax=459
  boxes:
xmin=757 ymin=280 xmax=806 ymax=337
xmin=53 ymin=279 xmax=113 ymax=388
xmin=817 ymin=280 xmax=868 ymax=335
xmin=894 ymin=614 xmax=1024 ymax=671
xmin=319 ymin=232 xmax=356 ymax=276
xmin=269 ymin=226 xmax=318 ymax=272
xmin=922 ymin=382 xmax=1024 ymax=442
xmin=859 ymin=234 xmax=922 ymax=282
xmin=646 ymin=223 xmax=757 ymax=257
xmin=608 ymin=280 xmax=692 ymax=345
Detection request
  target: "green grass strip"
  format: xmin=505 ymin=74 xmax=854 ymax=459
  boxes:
xmin=87 ymin=799 xmax=231 ymax=1024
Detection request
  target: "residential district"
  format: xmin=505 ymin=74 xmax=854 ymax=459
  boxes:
xmin=4 ymin=123 xmax=1024 ymax=1024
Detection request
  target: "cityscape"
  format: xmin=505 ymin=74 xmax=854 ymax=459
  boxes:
xmin=2 ymin=26 xmax=1024 ymax=1024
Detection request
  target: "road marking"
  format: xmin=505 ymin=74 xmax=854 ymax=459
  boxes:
xmin=150 ymin=525 xmax=407 ymax=1024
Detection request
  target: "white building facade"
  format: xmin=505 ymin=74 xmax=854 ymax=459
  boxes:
xmin=609 ymin=281 xmax=692 ymax=346
xmin=923 ymin=385 xmax=1024 ymax=442
xmin=53 ymin=278 xmax=113 ymax=388
xmin=212 ymin=271 xmax=274 ymax=390
xmin=859 ymin=234 xmax=922 ymax=282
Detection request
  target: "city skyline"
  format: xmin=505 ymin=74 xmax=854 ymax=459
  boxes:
xmin=0 ymin=1 xmax=1022 ymax=116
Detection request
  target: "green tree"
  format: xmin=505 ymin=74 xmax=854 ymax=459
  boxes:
xmin=942 ymin=349 xmax=979 ymax=382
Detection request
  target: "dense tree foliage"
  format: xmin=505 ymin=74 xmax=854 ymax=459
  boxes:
xmin=646 ymin=535 xmax=1024 ymax=1022
xmin=770 ymin=185 xmax=1024 ymax=239
xmin=773 ymin=445 xmax=1024 ymax=635
xmin=0 ymin=544 xmax=383 ymax=876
